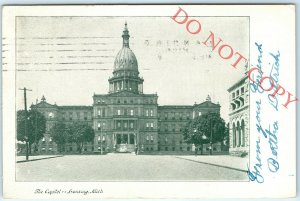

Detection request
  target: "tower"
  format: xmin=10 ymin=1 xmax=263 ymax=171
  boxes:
xmin=108 ymin=22 xmax=144 ymax=94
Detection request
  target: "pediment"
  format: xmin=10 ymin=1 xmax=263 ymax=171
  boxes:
xmin=195 ymin=101 xmax=220 ymax=108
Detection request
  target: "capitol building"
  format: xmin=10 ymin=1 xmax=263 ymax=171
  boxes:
xmin=31 ymin=23 xmax=223 ymax=154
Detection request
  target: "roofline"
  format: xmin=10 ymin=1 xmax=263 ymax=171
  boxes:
xmin=227 ymin=75 xmax=248 ymax=92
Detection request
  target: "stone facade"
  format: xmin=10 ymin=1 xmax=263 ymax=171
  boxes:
xmin=29 ymin=23 xmax=222 ymax=155
xmin=227 ymin=76 xmax=250 ymax=156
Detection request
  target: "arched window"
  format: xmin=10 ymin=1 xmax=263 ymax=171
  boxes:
xmin=241 ymin=120 xmax=245 ymax=147
xmin=237 ymin=121 xmax=241 ymax=147
xmin=232 ymin=123 xmax=236 ymax=147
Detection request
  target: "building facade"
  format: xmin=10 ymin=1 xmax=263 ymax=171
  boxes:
xmin=227 ymin=75 xmax=250 ymax=156
xmin=30 ymin=23 xmax=222 ymax=154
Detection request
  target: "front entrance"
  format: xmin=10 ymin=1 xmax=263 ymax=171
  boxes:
xmin=115 ymin=133 xmax=135 ymax=153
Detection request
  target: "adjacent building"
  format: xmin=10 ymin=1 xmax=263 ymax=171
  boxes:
xmin=227 ymin=75 xmax=249 ymax=156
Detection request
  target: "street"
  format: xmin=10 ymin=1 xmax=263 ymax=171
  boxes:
xmin=16 ymin=154 xmax=248 ymax=181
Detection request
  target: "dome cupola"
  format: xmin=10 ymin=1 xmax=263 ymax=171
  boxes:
xmin=113 ymin=22 xmax=138 ymax=71
xmin=108 ymin=22 xmax=144 ymax=94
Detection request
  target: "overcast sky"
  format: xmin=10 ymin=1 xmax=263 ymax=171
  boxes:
xmin=15 ymin=16 xmax=249 ymax=122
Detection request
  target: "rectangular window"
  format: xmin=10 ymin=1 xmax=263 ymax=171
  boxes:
xmin=150 ymin=122 xmax=154 ymax=129
xmin=146 ymin=110 xmax=149 ymax=116
xmin=146 ymin=123 xmax=149 ymax=129
xmin=146 ymin=136 xmax=149 ymax=141
xmin=97 ymin=122 xmax=101 ymax=130
xmin=102 ymin=109 xmax=105 ymax=117
xmin=241 ymin=87 xmax=245 ymax=94
xmin=130 ymin=109 xmax=134 ymax=116
xmin=198 ymin=111 xmax=202 ymax=116
xmin=150 ymin=109 xmax=153 ymax=116
xmin=124 ymin=122 xmax=127 ymax=128
xmin=150 ymin=135 xmax=154 ymax=142
xmin=130 ymin=122 xmax=134 ymax=129
xmin=117 ymin=109 xmax=121 ymax=115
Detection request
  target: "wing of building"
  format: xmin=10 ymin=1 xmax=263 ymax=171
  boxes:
xmin=30 ymin=23 xmax=223 ymax=155
xmin=227 ymin=75 xmax=249 ymax=156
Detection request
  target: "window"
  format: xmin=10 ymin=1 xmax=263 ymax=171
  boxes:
xmin=146 ymin=123 xmax=149 ymax=129
xmin=84 ymin=112 xmax=87 ymax=120
xmin=150 ymin=135 xmax=154 ymax=142
xmin=49 ymin=137 xmax=52 ymax=142
xmin=102 ymin=109 xmax=105 ymax=117
xmin=130 ymin=109 xmax=134 ymax=116
xmin=49 ymin=112 xmax=54 ymax=119
xmin=124 ymin=99 xmax=127 ymax=104
xmin=98 ymin=109 xmax=101 ymax=116
xmin=117 ymin=122 xmax=121 ymax=128
xmin=198 ymin=111 xmax=202 ymax=116
xmin=76 ymin=112 xmax=80 ymax=119
xmin=241 ymin=87 xmax=245 ymax=94
xmin=97 ymin=122 xmax=101 ymax=130
xmin=117 ymin=109 xmax=121 ymax=115
xmin=98 ymin=136 xmax=101 ymax=141
xmin=232 ymin=92 xmax=235 ymax=99
xmin=146 ymin=136 xmax=149 ymax=142
xmin=237 ymin=90 xmax=240 ymax=96
xmin=150 ymin=123 xmax=154 ymax=129
xmin=130 ymin=122 xmax=134 ymax=129
xmin=150 ymin=99 xmax=153 ymax=104
xmin=124 ymin=122 xmax=127 ymax=128
xmin=150 ymin=109 xmax=153 ymax=116
xmin=146 ymin=110 xmax=149 ymax=116
xmin=117 ymin=99 xmax=120 ymax=104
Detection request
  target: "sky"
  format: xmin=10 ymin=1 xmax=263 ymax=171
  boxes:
xmin=14 ymin=16 xmax=249 ymax=122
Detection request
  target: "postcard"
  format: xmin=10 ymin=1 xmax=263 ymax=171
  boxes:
xmin=2 ymin=5 xmax=296 ymax=198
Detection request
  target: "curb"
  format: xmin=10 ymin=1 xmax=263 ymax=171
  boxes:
xmin=17 ymin=155 xmax=64 ymax=163
xmin=175 ymin=156 xmax=247 ymax=173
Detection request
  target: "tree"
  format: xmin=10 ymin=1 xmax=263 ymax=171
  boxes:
xmin=49 ymin=122 xmax=69 ymax=153
xmin=17 ymin=109 xmax=46 ymax=154
xmin=69 ymin=123 xmax=95 ymax=153
xmin=183 ymin=112 xmax=226 ymax=155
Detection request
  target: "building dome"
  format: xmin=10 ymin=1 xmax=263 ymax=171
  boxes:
xmin=113 ymin=47 xmax=138 ymax=70
xmin=113 ymin=22 xmax=138 ymax=72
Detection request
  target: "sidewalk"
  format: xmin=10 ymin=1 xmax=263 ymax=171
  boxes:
xmin=17 ymin=155 xmax=63 ymax=163
xmin=175 ymin=155 xmax=248 ymax=172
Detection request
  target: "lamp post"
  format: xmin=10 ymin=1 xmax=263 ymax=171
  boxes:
xmin=210 ymin=121 xmax=213 ymax=155
xmin=100 ymin=127 xmax=103 ymax=155
xmin=193 ymin=128 xmax=198 ymax=155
